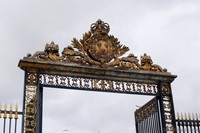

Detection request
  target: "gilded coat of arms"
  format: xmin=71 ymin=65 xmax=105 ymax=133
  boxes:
xmin=62 ymin=19 xmax=129 ymax=66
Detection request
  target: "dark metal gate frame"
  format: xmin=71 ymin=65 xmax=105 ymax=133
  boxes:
xmin=135 ymin=97 xmax=162 ymax=133
xmin=18 ymin=20 xmax=177 ymax=133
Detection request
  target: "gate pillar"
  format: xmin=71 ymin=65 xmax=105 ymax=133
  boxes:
xmin=158 ymin=82 xmax=177 ymax=133
xmin=22 ymin=70 xmax=43 ymax=133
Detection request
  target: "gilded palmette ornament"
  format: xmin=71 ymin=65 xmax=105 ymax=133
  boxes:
xmin=9 ymin=104 xmax=13 ymax=119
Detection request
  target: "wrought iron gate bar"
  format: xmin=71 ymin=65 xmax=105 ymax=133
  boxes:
xmin=0 ymin=103 xmax=22 ymax=133
xmin=176 ymin=113 xmax=200 ymax=133
xmin=39 ymin=73 xmax=158 ymax=95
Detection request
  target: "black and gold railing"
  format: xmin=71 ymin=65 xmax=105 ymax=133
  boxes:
xmin=0 ymin=103 xmax=23 ymax=133
xmin=176 ymin=112 xmax=200 ymax=133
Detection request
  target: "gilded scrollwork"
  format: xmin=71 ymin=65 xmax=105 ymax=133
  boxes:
xmin=39 ymin=74 xmax=158 ymax=95
xmin=24 ymin=85 xmax=37 ymax=133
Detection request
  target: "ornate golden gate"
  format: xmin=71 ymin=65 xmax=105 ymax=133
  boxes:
xmin=18 ymin=20 xmax=177 ymax=133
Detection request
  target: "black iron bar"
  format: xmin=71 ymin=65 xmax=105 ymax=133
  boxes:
xmin=151 ymin=114 xmax=155 ymax=133
xmin=15 ymin=118 xmax=17 ymax=133
xmin=177 ymin=119 xmax=181 ymax=133
xmin=140 ymin=122 xmax=143 ymax=133
xmin=144 ymin=117 xmax=147 ymax=133
xmin=146 ymin=118 xmax=148 ymax=133
xmin=194 ymin=124 xmax=197 ymax=133
xmin=144 ymin=120 xmax=146 ymax=133
xmin=148 ymin=116 xmax=151 ymax=133
xmin=154 ymin=112 xmax=160 ymax=133
xmin=182 ymin=121 xmax=185 ymax=133
xmin=138 ymin=122 xmax=140 ymax=133
xmin=146 ymin=118 xmax=149 ymax=133
xmin=153 ymin=112 xmax=159 ymax=133
xmin=197 ymin=119 xmax=200 ymax=133
xmin=3 ymin=118 xmax=6 ymax=133
xmin=138 ymin=121 xmax=141 ymax=133
xmin=140 ymin=120 xmax=144 ymax=133
xmin=186 ymin=121 xmax=189 ymax=133
xmin=139 ymin=122 xmax=142 ymax=133
xmin=189 ymin=119 xmax=193 ymax=133
xmin=156 ymin=107 xmax=162 ymax=133
xmin=150 ymin=114 xmax=153 ymax=133
xmin=190 ymin=120 xmax=193 ymax=133
xmin=9 ymin=118 xmax=12 ymax=133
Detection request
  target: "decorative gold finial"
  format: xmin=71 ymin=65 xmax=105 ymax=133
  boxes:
xmin=14 ymin=104 xmax=18 ymax=119
xmin=9 ymin=104 xmax=13 ymax=119
xmin=188 ymin=113 xmax=191 ymax=120
xmin=184 ymin=113 xmax=187 ymax=120
xmin=177 ymin=112 xmax=179 ymax=119
xmin=181 ymin=113 xmax=183 ymax=120
xmin=192 ymin=113 xmax=195 ymax=120
xmin=3 ymin=104 xmax=7 ymax=119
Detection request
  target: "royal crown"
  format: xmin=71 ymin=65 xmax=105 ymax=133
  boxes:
xmin=90 ymin=19 xmax=110 ymax=34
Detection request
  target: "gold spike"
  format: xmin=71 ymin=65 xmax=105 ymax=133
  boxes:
xmin=9 ymin=104 xmax=13 ymax=119
xmin=181 ymin=112 xmax=183 ymax=120
xmin=184 ymin=112 xmax=187 ymax=120
xmin=14 ymin=104 xmax=18 ymax=119
xmin=3 ymin=104 xmax=7 ymax=118
xmin=196 ymin=113 xmax=198 ymax=120
xmin=188 ymin=113 xmax=191 ymax=120
xmin=192 ymin=113 xmax=194 ymax=120
xmin=177 ymin=112 xmax=180 ymax=119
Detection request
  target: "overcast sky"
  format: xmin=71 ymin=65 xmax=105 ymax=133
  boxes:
xmin=0 ymin=0 xmax=200 ymax=133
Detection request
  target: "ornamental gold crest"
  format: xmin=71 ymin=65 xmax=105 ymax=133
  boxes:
xmin=62 ymin=19 xmax=129 ymax=65
xmin=27 ymin=19 xmax=168 ymax=72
